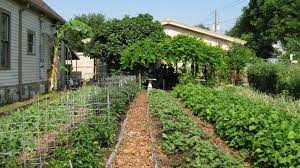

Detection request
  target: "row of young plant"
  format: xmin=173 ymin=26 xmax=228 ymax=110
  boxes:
xmin=173 ymin=84 xmax=300 ymax=167
xmin=0 ymin=89 xmax=76 ymax=167
xmin=0 ymin=80 xmax=138 ymax=167
xmin=47 ymin=83 xmax=138 ymax=167
xmin=149 ymin=89 xmax=244 ymax=168
xmin=221 ymin=86 xmax=300 ymax=117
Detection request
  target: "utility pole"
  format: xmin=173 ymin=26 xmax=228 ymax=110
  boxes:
xmin=213 ymin=9 xmax=218 ymax=32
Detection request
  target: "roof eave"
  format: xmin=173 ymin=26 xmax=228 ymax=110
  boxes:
xmin=161 ymin=20 xmax=247 ymax=45
xmin=15 ymin=0 xmax=65 ymax=23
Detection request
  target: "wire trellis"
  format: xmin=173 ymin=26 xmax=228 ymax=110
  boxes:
xmin=0 ymin=75 xmax=136 ymax=168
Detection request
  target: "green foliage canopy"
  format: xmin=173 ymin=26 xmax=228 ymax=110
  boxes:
xmin=85 ymin=14 xmax=166 ymax=70
xmin=64 ymin=13 xmax=105 ymax=52
xmin=121 ymin=39 xmax=160 ymax=73
xmin=160 ymin=35 xmax=225 ymax=66
xmin=227 ymin=0 xmax=300 ymax=58
xmin=226 ymin=44 xmax=256 ymax=71
xmin=160 ymin=35 xmax=226 ymax=81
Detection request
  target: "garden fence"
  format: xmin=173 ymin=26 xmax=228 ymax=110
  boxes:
xmin=0 ymin=75 xmax=136 ymax=167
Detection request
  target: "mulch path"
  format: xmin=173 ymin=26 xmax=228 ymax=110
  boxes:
xmin=112 ymin=92 xmax=153 ymax=168
xmin=176 ymin=100 xmax=252 ymax=168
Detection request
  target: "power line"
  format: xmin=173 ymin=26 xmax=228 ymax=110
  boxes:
xmin=218 ymin=5 xmax=278 ymax=24
xmin=221 ymin=0 xmax=246 ymax=10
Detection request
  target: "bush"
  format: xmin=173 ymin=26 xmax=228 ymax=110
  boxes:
xmin=225 ymin=44 xmax=256 ymax=84
xmin=247 ymin=62 xmax=300 ymax=98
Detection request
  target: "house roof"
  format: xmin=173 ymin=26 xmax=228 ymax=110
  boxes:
xmin=17 ymin=0 xmax=65 ymax=23
xmin=161 ymin=19 xmax=246 ymax=45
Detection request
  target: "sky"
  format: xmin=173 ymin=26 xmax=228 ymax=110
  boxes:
xmin=44 ymin=0 xmax=249 ymax=33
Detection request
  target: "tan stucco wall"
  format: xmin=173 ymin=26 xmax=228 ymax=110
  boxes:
xmin=72 ymin=53 xmax=94 ymax=81
xmin=163 ymin=25 xmax=231 ymax=50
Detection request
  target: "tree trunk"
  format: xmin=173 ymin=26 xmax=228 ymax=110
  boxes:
xmin=49 ymin=46 xmax=59 ymax=91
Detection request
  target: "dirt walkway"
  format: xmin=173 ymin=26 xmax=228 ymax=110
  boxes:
xmin=112 ymin=92 xmax=153 ymax=168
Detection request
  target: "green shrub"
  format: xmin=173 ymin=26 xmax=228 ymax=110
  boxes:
xmin=173 ymin=84 xmax=300 ymax=167
xmin=247 ymin=62 xmax=300 ymax=98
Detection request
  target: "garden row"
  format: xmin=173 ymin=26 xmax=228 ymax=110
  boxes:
xmin=221 ymin=86 xmax=300 ymax=117
xmin=149 ymin=89 xmax=244 ymax=167
xmin=173 ymin=84 xmax=300 ymax=167
xmin=47 ymin=83 xmax=138 ymax=167
xmin=0 ymin=78 xmax=138 ymax=167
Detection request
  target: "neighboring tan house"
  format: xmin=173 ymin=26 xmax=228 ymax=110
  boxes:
xmin=66 ymin=52 xmax=96 ymax=81
xmin=0 ymin=0 xmax=65 ymax=104
xmin=161 ymin=19 xmax=246 ymax=50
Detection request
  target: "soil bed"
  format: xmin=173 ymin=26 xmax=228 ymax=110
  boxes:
xmin=149 ymin=113 xmax=169 ymax=168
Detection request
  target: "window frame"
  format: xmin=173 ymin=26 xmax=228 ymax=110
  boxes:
xmin=27 ymin=30 xmax=36 ymax=55
xmin=0 ymin=8 xmax=11 ymax=70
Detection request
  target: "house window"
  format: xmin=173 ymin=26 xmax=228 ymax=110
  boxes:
xmin=0 ymin=9 xmax=10 ymax=69
xmin=27 ymin=31 xmax=36 ymax=54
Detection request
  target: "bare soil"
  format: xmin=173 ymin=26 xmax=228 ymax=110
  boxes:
xmin=149 ymin=113 xmax=169 ymax=168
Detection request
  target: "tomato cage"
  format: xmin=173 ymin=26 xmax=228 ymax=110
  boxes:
xmin=0 ymin=75 xmax=136 ymax=167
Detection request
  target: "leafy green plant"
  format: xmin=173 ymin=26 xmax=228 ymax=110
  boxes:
xmin=0 ymin=79 xmax=138 ymax=167
xmin=47 ymin=82 xmax=138 ymax=167
xmin=121 ymin=39 xmax=161 ymax=89
xmin=150 ymin=89 xmax=243 ymax=167
xmin=85 ymin=13 xmax=166 ymax=70
xmin=173 ymin=83 xmax=300 ymax=167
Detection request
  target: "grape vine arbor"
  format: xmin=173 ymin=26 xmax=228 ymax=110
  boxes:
xmin=121 ymin=35 xmax=227 ymax=86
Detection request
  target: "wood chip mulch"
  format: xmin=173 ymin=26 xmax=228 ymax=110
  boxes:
xmin=112 ymin=92 xmax=153 ymax=168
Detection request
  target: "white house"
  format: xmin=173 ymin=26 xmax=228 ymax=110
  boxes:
xmin=0 ymin=0 xmax=65 ymax=104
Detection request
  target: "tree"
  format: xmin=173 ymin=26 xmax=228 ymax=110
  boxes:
xmin=49 ymin=20 xmax=92 ymax=91
xmin=64 ymin=13 xmax=106 ymax=52
xmin=121 ymin=39 xmax=161 ymax=89
xmin=227 ymin=0 xmax=299 ymax=58
xmin=195 ymin=24 xmax=209 ymax=30
xmin=226 ymin=44 xmax=256 ymax=84
xmin=160 ymin=35 xmax=226 ymax=81
xmin=85 ymin=13 xmax=166 ymax=71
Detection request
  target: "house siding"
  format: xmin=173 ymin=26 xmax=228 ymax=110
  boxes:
xmin=0 ymin=0 xmax=61 ymax=104
xmin=163 ymin=24 xmax=231 ymax=50
xmin=0 ymin=0 xmax=20 ymax=87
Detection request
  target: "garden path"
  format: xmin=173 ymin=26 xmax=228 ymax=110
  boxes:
xmin=112 ymin=92 xmax=153 ymax=168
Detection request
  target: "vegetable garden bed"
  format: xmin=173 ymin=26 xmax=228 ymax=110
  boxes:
xmin=149 ymin=89 xmax=244 ymax=167
xmin=0 ymin=76 xmax=137 ymax=168
xmin=173 ymin=83 xmax=300 ymax=167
